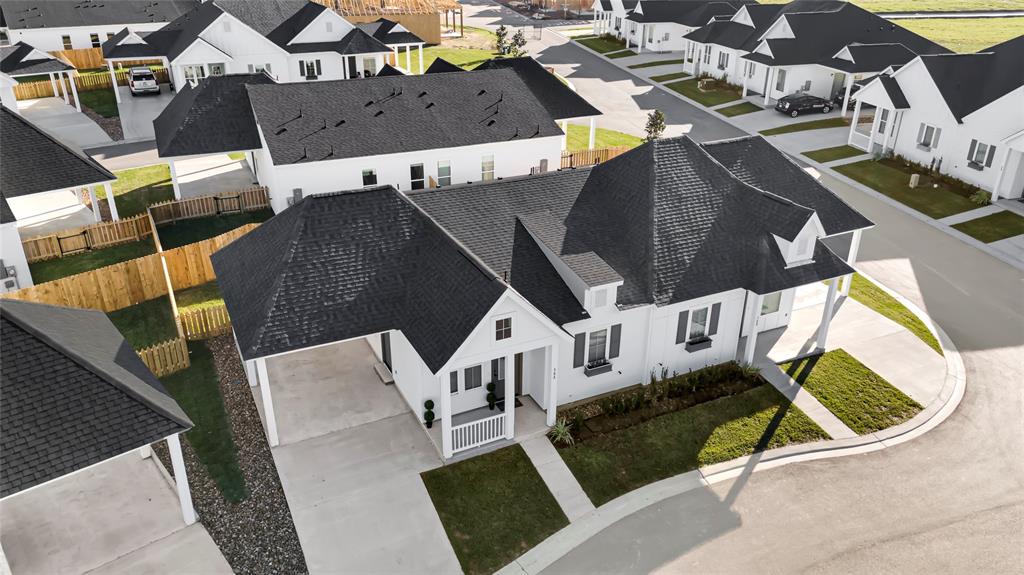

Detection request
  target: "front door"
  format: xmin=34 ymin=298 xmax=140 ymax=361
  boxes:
xmin=347 ymin=56 xmax=357 ymax=78
xmin=380 ymin=332 xmax=392 ymax=370
xmin=514 ymin=353 xmax=523 ymax=396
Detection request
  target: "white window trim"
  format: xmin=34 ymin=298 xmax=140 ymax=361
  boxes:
xmin=437 ymin=160 xmax=452 ymax=187
xmin=918 ymin=123 xmax=937 ymax=148
xmin=972 ymin=141 xmax=990 ymax=165
xmin=687 ymin=305 xmax=711 ymax=342
xmin=761 ymin=291 xmax=782 ymax=316
xmin=586 ymin=327 xmax=609 ymax=365
xmin=493 ymin=313 xmax=513 ymax=342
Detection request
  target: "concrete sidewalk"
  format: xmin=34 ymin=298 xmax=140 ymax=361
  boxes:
xmin=756 ymin=361 xmax=858 ymax=439
xmin=18 ymin=97 xmax=112 ymax=148
xmin=521 ymin=436 xmax=595 ymax=522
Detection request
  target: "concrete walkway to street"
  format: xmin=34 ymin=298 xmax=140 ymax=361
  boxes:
xmin=757 ymin=362 xmax=858 ymax=440
xmin=521 ymin=436 xmax=595 ymax=522
xmin=17 ymin=97 xmax=112 ymax=148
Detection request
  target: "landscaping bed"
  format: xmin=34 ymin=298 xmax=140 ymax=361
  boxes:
xmin=664 ymin=78 xmax=741 ymax=107
xmin=629 ymin=58 xmax=685 ymax=69
xmin=106 ymin=295 xmax=178 ymax=349
xmin=104 ymin=164 xmax=174 ymax=218
xmin=566 ymin=124 xmax=642 ymax=151
xmin=834 ymin=158 xmax=978 ymax=219
xmin=717 ymin=101 xmax=762 ymax=117
xmin=803 ymin=144 xmax=865 ymax=163
xmin=759 ymin=117 xmax=848 ymax=136
xmin=157 ymin=209 xmax=273 ymax=249
xmin=951 ymin=210 xmax=1024 ymax=244
xmin=28 ymin=238 xmax=156 ymax=283
xmin=577 ymin=34 xmax=627 ymax=54
xmin=783 ymin=349 xmax=922 ymax=435
xmin=422 ymin=444 xmax=568 ymax=575
xmin=650 ymin=71 xmax=689 ymax=83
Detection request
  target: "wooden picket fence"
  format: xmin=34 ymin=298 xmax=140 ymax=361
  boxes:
xmin=137 ymin=337 xmax=191 ymax=377
xmin=13 ymin=67 xmax=170 ymax=100
xmin=21 ymin=215 xmax=154 ymax=263
xmin=180 ymin=304 xmax=233 ymax=340
xmin=162 ymin=224 xmax=259 ymax=291
xmin=150 ymin=187 xmax=269 ymax=225
xmin=560 ymin=145 xmax=631 ymax=169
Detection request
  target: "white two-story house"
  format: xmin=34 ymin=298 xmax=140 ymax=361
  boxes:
xmin=211 ymin=134 xmax=872 ymax=458
xmin=621 ymin=0 xmax=754 ymax=54
xmin=851 ymin=35 xmax=1024 ymax=201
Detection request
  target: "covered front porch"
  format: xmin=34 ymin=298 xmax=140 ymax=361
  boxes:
xmin=427 ymin=395 xmax=549 ymax=461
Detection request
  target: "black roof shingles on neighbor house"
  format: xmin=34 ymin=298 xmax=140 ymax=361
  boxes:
xmin=0 ymin=300 xmax=191 ymax=498
xmin=627 ymin=0 xmax=755 ymax=27
xmin=475 ymin=57 xmax=601 ymax=120
xmin=917 ymin=35 xmax=1024 ymax=122
xmin=1 ymin=42 xmax=73 ymax=76
xmin=215 ymin=135 xmax=861 ymax=368
xmin=0 ymin=0 xmax=198 ymax=30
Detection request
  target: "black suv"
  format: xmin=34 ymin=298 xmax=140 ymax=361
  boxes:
xmin=775 ymin=93 xmax=832 ymax=117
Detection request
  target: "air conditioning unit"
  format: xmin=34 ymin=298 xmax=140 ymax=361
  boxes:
xmin=0 ymin=260 xmax=19 ymax=291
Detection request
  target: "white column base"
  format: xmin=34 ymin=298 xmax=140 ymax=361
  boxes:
xmin=742 ymin=292 xmax=764 ymax=365
xmin=256 ymin=358 xmax=279 ymax=447
xmin=504 ymin=354 xmax=516 ymax=440
xmin=817 ymin=278 xmax=839 ymax=351
xmin=167 ymin=433 xmax=197 ymax=525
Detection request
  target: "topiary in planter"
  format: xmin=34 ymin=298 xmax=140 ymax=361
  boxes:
xmin=487 ymin=392 xmax=497 ymax=410
xmin=424 ymin=400 xmax=435 ymax=428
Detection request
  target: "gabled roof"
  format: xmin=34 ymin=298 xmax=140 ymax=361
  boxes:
xmin=877 ymin=74 xmax=910 ymax=109
xmin=1 ymin=107 xmax=115 ymax=200
xmin=0 ymin=300 xmax=191 ymax=498
xmin=245 ymin=68 xmax=564 ymax=164
xmin=0 ymin=0 xmax=198 ymax=30
xmin=376 ymin=63 xmax=405 ymax=76
xmin=119 ymin=0 xmax=224 ymax=62
xmin=1 ymin=42 xmax=73 ymax=76
xmin=356 ymin=18 xmax=424 ymax=45
xmin=702 ymin=135 xmax=873 ymax=235
xmin=211 ymin=187 xmax=508 ymax=370
xmin=155 ymin=73 xmax=275 ymax=158
xmin=215 ymin=0 xmax=324 ymax=48
xmin=628 ymin=0 xmax=754 ymax=27
xmin=917 ymin=35 xmax=1024 ymax=122
xmin=474 ymin=57 xmax=601 ymax=120
xmin=424 ymin=57 xmax=464 ymax=74
xmin=282 ymin=26 xmax=392 ymax=55
xmin=102 ymin=27 xmax=165 ymax=59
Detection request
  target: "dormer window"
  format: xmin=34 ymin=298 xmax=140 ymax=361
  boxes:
xmin=495 ymin=317 xmax=512 ymax=341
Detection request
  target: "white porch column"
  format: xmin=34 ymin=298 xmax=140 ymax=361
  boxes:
xmin=866 ymin=107 xmax=881 ymax=153
xmin=104 ymin=182 xmax=119 ymax=221
xmin=637 ymin=24 xmax=644 ymax=53
xmin=990 ymin=147 xmax=1012 ymax=202
xmin=166 ymin=433 xmax=197 ymax=525
xmin=742 ymin=292 xmax=764 ymax=365
xmin=88 ymin=186 xmax=101 ymax=222
xmin=817 ymin=278 xmax=839 ymax=351
xmin=546 ymin=343 xmax=559 ymax=426
xmin=588 ymin=116 xmax=596 ymax=150
xmin=847 ymin=99 xmax=862 ymax=146
xmin=440 ymin=374 xmax=453 ymax=458
xmin=392 ymin=46 xmax=398 ymax=67
xmin=593 ymin=10 xmax=598 ymax=34
xmin=48 ymin=72 xmax=58 ymax=97
xmin=504 ymin=354 xmax=515 ymax=440
xmin=764 ymin=67 xmax=775 ymax=106
xmin=841 ymin=228 xmax=863 ymax=296
xmin=60 ymin=72 xmax=70 ymax=104
xmin=342 ymin=57 xmax=349 ymax=79
xmin=406 ymin=45 xmax=412 ymax=72
xmin=419 ymin=47 xmax=424 ymax=74
xmin=68 ymin=71 xmax=81 ymax=112
xmin=168 ymin=159 xmax=182 ymax=199
xmin=107 ymin=61 xmax=122 ymax=103
xmin=742 ymin=71 xmax=749 ymax=98
xmin=244 ymin=358 xmax=258 ymax=387
xmin=560 ymin=119 xmax=568 ymax=150
xmin=881 ymin=109 xmax=896 ymax=154
xmin=841 ymin=74 xmax=854 ymax=118
xmin=255 ymin=358 xmax=279 ymax=447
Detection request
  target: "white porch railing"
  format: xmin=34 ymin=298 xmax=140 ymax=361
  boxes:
xmin=451 ymin=413 xmax=506 ymax=454
xmin=849 ymin=130 xmax=871 ymax=152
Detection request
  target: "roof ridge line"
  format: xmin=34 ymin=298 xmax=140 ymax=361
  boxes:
xmin=1 ymin=107 xmax=115 ymax=183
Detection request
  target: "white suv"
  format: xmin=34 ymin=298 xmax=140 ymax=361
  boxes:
xmin=128 ymin=67 xmax=160 ymax=96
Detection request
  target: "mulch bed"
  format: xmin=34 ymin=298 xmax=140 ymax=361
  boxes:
xmin=81 ymin=103 xmax=123 ymax=141
xmin=156 ymin=336 xmax=307 ymax=574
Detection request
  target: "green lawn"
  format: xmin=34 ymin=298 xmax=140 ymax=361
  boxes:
xmin=160 ymin=341 xmax=248 ymax=503
xmin=28 ymin=239 xmax=156 ymax=283
xmin=664 ymin=78 xmax=741 ymax=107
xmin=650 ymin=71 xmax=689 ymax=82
xmin=628 ymin=59 xmax=685 ymax=69
xmin=606 ymin=49 xmax=638 ymax=59
xmin=227 ymin=152 xmax=246 ymax=161
xmin=558 ymin=384 xmax=828 ymax=506
xmin=760 ymin=117 xmax=848 ymax=136
xmin=803 ymin=145 xmax=866 ymax=163
xmin=105 ymin=295 xmax=178 ymax=349
xmin=577 ymin=35 xmax=628 ymax=54
xmin=175 ymin=281 xmax=225 ymax=312
xmin=101 ymin=164 xmax=174 ymax=218
xmin=896 ymin=17 xmax=1024 ymax=53
xmin=407 ymin=26 xmax=499 ymax=74
xmin=157 ymin=209 xmax=272 ymax=249
xmin=783 ymin=349 xmax=922 ymax=435
xmin=834 ymin=159 xmax=978 ymax=219
xmin=566 ymin=124 xmax=643 ymax=151
xmin=760 ymin=0 xmax=1022 ymax=11
xmin=422 ymin=445 xmax=569 ymax=575
xmin=846 ymin=274 xmax=942 ymax=355
xmin=952 ymin=210 xmax=1024 ymax=244
xmin=77 ymin=88 xmax=118 ymax=118
xmin=717 ymin=101 xmax=762 ymax=117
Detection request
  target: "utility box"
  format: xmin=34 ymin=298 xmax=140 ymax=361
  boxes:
xmin=909 ymin=173 xmax=920 ymax=188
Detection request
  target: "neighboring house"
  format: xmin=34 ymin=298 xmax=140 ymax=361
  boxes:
xmin=0 ymin=106 xmax=117 ymax=291
xmin=621 ymin=0 xmax=755 ymax=54
xmin=0 ymin=301 xmax=197 ymax=540
xmin=101 ymin=0 xmax=424 ymax=104
xmin=0 ymin=0 xmax=197 ymax=53
xmin=212 ymin=134 xmax=871 ymax=457
xmin=154 ymin=65 xmax=600 ymax=211
xmin=0 ymin=41 xmax=78 ymax=112
xmin=314 ymin=0 xmax=462 ymax=45
xmin=592 ymin=0 xmax=640 ymax=38
xmin=734 ymin=0 xmax=948 ymax=108
xmin=681 ymin=2 xmax=786 ymax=83
xmin=851 ymin=35 xmax=1024 ymax=201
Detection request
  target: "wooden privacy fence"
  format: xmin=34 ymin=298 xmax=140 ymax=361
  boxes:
xmin=13 ymin=67 xmax=170 ymax=100
xmin=162 ymin=224 xmax=259 ymax=291
xmin=560 ymin=145 xmax=631 ymax=169
xmin=21 ymin=215 xmax=154 ymax=263
xmin=138 ymin=337 xmax=191 ymax=377
xmin=150 ymin=187 xmax=269 ymax=225
xmin=180 ymin=304 xmax=233 ymax=340
xmin=49 ymin=48 xmax=105 ymax=70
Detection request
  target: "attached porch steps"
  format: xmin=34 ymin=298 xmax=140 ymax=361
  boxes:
xmin=373 ymin=362 xmax=394 ymax=385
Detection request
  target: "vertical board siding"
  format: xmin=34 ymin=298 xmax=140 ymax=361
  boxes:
xmin=137 ymin=337 xmax=191 ymax=377
xmin=560 ymin=145 xmax=631 ymax=169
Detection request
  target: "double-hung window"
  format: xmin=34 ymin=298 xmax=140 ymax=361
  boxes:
xmin=573 ymin=324 xmax=622 ymax=369
xmin=703 ymin=45 xmax=712 ymax=65
xmin=717 ymin=51 xmax=729 ymax=70
xmin=689 ymin=307 xmax=709 ymax=340
xmin=410 ymin=164 xmax=425 ymax=189
xmin=299 ymin=59 xmax=322 ymax=80
xmin=495 ymin=317 xmax=512 ymax=340
xmin=61 ymin=35 xmax=72 ymax=50
xmin=775 ymin=69 xmax=787 ymax=92
xmin=248 ymin=63 xmax=272 ymax=74
xmin=877 ymin=109 xmax=889 ymax=135
xmin=464 ymin=365 xmax=482 ymax=390
xmin=587 ymin=329 xmax=607 ymax=364
xmin=676 ymin=303 xmax=720 ymax=346
xmin=362 ymin=169 xmax=377 ymax=186
xmin=481 ymin=155 xmax=495 ymax=181
xmin=90 ymin=33 xmax=101 ymax=48
xmin=746 ymin=62 xmax=756 ymax=79
xmin=917 ymin=123 xmax=940 ymax=149
xmin=968 ymin=139 xmax=996 ymax=169
xmin=437 ymin=160 xmax=451 ymax=186
xmin=106 ymin=32 xmax=115 ymax=41
xmin=450 ymin=371 xmax=458 ymax=394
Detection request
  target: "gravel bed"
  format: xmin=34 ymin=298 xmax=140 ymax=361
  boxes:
xmin=158 ymin=336 xmax=307 ymax=574
xmin=81 ymin=104 xmax=123 ymax=141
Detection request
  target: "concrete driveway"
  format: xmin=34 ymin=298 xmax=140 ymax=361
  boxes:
xmin=176 ymin=155 xmax=258 ymax=199
xmin=0 ymin=451 xmax=231 ymax=575
xmin=115 ymin=84 xmax=174 ymax=141
xmin=17 ymin=97 xmax=112 ymax=148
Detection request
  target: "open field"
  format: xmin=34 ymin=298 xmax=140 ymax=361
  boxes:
xmin=895 ymin=17 xmax=1024 ymax=53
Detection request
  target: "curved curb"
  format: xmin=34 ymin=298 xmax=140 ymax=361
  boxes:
xmin=498 ymin=274 xmax=966 ymax=575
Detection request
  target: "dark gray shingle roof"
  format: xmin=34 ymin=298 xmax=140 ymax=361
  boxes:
xmin=474 ymin=57 xmax=601 ymax=120
xmin=211 ymin=187 xmax=508 ymax=370
xmin=214 ymin=0 xmax=322 ymax=48
xmin=424 ymin=57 xmax=464 ymax=74
xmin=627 ymin=0 xmax=752 ymax=27
xmin=918 ymin=35 xmax=1024 ymax=122
xmin=356 ymin=18 xmax=424 ymax=46
xmin=0 ymin=0 xmax=197 ymax=30
xmin=1 ymin=107 xmax=115 ymax=199
xmin=0 ymin=42 xmax=73 ymax=76
xmin=0 ymin=300 xmax=191 ymax=498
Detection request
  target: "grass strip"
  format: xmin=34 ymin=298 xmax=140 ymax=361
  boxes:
xmin=717 ymin=101 xmax=762 ymax=117
xmin=628 ymin=58 xmax=685 ymax=69
xmin=803 ymin=145 xmax=865 ymax=163
xmin=760 ymin=117 xmax=848 ymax=136
xmin=951 ymin=210 xmax=1024 ymax=243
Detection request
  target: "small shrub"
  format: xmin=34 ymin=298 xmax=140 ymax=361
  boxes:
xmin=970 ymin=190 xmax=991 ymax=206
xmin=548 ymin=419 xmax=575 ymax=446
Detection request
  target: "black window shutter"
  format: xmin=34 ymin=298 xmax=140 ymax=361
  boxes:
xmin=573 ymin=333 xmax=586 ymax=367
xmin=609 ymin=324 xmax=621 ymax=359
xmin=315 ymin=59 xmax=322 ymax=75
xmin=916 ymin=123 xmax=925 ymax=143
xmin=298 ymin=60 xmax=304 ymax=75
xmin=675 ymin=310 xmax=689 ymax=344
xmin=932 ymin=128 xmax=941 ymax=148
xmin=491 ymin=359 xmax=500 ymax=383
xmin=986 ymin=145 xmax=997 ymax=167
xmin=967 ymin=139 xmax=977 ymax=161
xmin=449 ymin=371 xmax=458 ymax=394
xmin=708 ymin=303 xmax=721 ymax=336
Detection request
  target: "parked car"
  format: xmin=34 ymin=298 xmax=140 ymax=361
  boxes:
xmin=833 ymin=84 xmax=861 ymax=110
xmin=775 ymin=93 xmax=831 ymax=117
xmin=128 ymin=67 xmax=160 ymax=96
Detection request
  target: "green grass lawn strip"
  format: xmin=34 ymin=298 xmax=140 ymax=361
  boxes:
xmin=160 ymin=340 xmax=248 ymax=503
xmin=664 ymin=78 xmax=740 ymax=107
xmin=577 ymin=36 xmax=627 ymax=54
xmin=77 ymin=88 xmax=118 ymax=117
xmin=628 ymin=58 xmax=685 ymax=69
xmin=102 ymin=164 xmax=174 ymax=218
xmin=803 ymin=145 xmax=865 ymax=163
xmin=846 ymin=274 xmax=942 ymax=355
xmin=422 ymin=444 xmax=568 ymax=575
xmin=951 ymin=210 xmax=1024 ymax=244
xmin=782 ymin=349 xmax=922 ymax=435
xmin=760 ymin=117 xmax=848 ymax=136
xmin=717 ymin=101 xmax=762 ymax=117
xmin=606 ymin=49 xmax=638 ymax=59
xmin=558 ymin=384 xmax=828 ymax=506
xmin=566 ymin=124 xmax=642 ymax=151
xmin=156 ymin=209 xmax=272 ymax=249
xmin=176 ymin=281 xmax=225 ymax=312
xmin=650 ymin=71 xmax=689 ymax=82
xmin=28 ymin=240 xmax=156 ymax=283
xmin=105 ymin=296 xmax=178 ymax=349
xmin=834 ymin=159 xmax=977 ymax=219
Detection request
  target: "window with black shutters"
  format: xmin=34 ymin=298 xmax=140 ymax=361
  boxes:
xmin=450 ymin=371 xmax=458 ymax=394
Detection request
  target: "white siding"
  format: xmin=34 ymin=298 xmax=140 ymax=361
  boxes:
xmin=8 ymin=23 xmax=168 ymax=52
xmin=0 ymin=222 xmax=32 ymax=291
